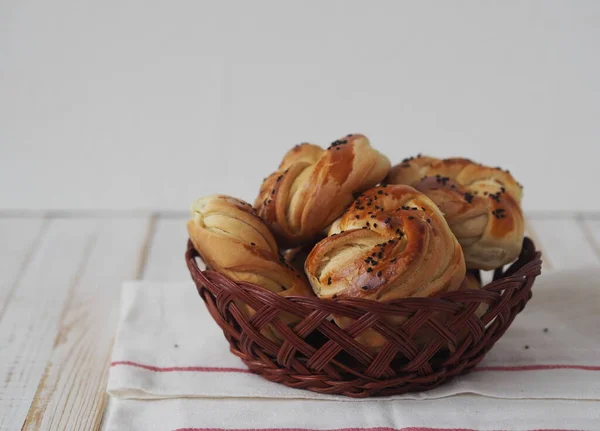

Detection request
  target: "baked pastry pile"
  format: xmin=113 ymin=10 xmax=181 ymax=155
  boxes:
xmin=187 ymin=134 xmax=524 ymax=347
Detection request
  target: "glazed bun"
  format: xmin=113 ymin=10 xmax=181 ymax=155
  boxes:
xmin=187 ymin=195 xmax=313 ymax=341
xmin=386 ymin=156 xmax=524 ymax=270
xmin=255 ymin=134 xmax=390 ymax=247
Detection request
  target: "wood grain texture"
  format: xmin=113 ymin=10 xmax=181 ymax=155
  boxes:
xmin=527 ymin=217 xmax=599 ymax=270
xmin=142 ymin=216 xmax=191 ymax=280
xmin=0 ymin=217 xmax=47 ymax=317
xmin=580 ymin=217 xmax=600 ymax=261
xmin=0 ymin=217 xmax=151 ymax=430
xmin=0 ymin=218 xmax=96 ymax=430
xmin=21 ymin=217 xmax=151 ymax=431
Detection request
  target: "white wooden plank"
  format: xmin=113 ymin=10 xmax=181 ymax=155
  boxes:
xmin=0 ymin=218 xmax=97 ymax=429
xmin=19 ymin=217 xmax=151 ymax=431
xmin=142 ymin=217 xmax=191 ymax=281
xmin=0 ymin=217 xmax=46 ymax=313
xmin=527 ymin=218 xmax=599 ymax=271
xmin=580 ymin=217 xmax=600 ymax=264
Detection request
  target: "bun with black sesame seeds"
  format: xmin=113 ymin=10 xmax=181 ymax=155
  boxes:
xmin=304 ymin=185 xmax=466 ymax=350
xmin=187 ymin=195 xmax=314 ymax=341
xmin=386 ymin=156 xmax=524 ymax=270
xmin=254 ymin=134 xmax=391 ymax=248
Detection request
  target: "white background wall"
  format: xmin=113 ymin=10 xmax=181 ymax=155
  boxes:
xmin=1 ymin=1 xmax=599 ymax=212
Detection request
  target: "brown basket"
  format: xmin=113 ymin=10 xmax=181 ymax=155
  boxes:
xmin=185 ymin=237 xmax=542 ymax=398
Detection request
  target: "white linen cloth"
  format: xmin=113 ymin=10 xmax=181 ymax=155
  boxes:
xmin=105 ymin=269 xmax=600 ymax=430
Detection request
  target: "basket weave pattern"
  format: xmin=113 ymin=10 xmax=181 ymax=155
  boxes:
xmin=186 ymin=237 xmax=542 ymax=398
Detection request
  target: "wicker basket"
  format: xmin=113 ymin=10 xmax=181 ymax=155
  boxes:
xmin=185 ymin=237 xmax=542 ymax=398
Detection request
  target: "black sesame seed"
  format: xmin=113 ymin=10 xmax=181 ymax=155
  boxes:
xmin=378 ymin=252 xmax=383 ymax=259
xmin=327 ymin=277 xmax=332 ymax=285
xmin=371 ymin=215 xmax=376 ymax=218
xmin=373 ymin=223 xmax=378 ymax=228
xmin=367 ymin=267 xmax=373 ymax=273
xmin=391 ymin=258 xmax=397 ymax=263
xmin=426 ymin=218 xmax=431 ymax=223
xmin=250 ymin=242 xmax=255 ymax=246
xmin=384 ymin=217 xmax=391 ymax=223
xmin=408 ymin=216 xmax=414 ymax=220
xmin=355 ymin=215 xmax=360 ymax=219
xmin=524 ymin=345 xmax=529 ymax=349
xmin=377 ymin=271 xmax=382 ymax=277
xmin=377 ymin=190 xmax=383 ymax=195
xmin=361 ymin=285 xmax=368 ymax=290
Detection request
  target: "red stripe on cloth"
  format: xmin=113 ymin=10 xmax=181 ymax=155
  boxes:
xmin=110 ymin=360 xmax=250 ymax=373
xmin=112 ymin=360 xmax=600 ymax=374
xmin=474 ymin=364 xmax=600 ymax=372
xmin=173 ymin=427 xmax=577 ymax=431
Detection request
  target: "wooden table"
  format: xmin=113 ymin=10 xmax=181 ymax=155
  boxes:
xmin=1 ymin=211 xmax=599 ymax=430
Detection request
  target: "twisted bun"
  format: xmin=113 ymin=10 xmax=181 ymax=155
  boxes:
xmin=255 ymin=134 xmax=390 ymax=247
xmin=304 ymin=185 xmax=465 ymax=350
xmin=187 ymin=195 xmax=313 ymax=340
xmin=386 ymin=157 xmax=524 ymax=270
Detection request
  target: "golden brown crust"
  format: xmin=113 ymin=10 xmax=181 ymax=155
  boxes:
xmin=386 ymin=156 xmax=524 ymax=270
xmin=304 ymin=185 xmax=466 ymax=350
xmin=187 ymin=195 xmax=311 ymax=296
xmin=254 ymin=134 xmax=391 ymax=247
xmin=187 ymin=195 xmax=313 ymax=342
xmin=305 ymin=185 xmax=465 ymax=301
